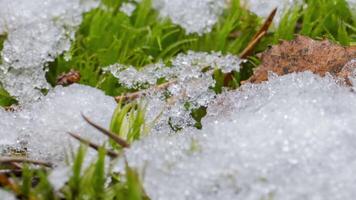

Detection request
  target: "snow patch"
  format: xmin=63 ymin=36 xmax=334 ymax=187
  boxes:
xmin=0 ymin=84 xmax=116 ymax=165
xmin=0 ymin=0 xmax=99 ymax=104
xmin=124 ymin=72 xmax=356 ymax=200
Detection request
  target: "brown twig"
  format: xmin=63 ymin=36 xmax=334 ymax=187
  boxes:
xmin=68 ymin=132 xmax=120 ymax=158
xmin=239 ymin=8 xmax=277 ymax=58
xmin=81 ymin=114 xmax=131 ymax=148
xmin=239 ymin=30 xmax=267 ymax=59
xmin=252 ymin=8 xmax=277 ymax=41
xmin=0 ymin=157 xmax=52 ymax=168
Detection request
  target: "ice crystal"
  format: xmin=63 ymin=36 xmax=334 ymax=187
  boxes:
xmin=0 ymin=0 xmax=99 ymax=104
xmin=0 ymin=84 xmax=116 ymax=165
xmin=123 ymin=72 xmax=356 ymax=200
xmin=105 ymin=51 xmax=243 ymax=132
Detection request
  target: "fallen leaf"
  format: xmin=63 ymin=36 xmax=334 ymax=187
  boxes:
xmin=56 ymin=69 xmax=81 ymax=86
xmin=247 ymin=35 xmax=356 ymax=83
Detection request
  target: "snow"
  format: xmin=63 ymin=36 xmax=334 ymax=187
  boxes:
xmin=348 ymin=0 xmax=356 ymax=9
xmin=104 ymin=51 xmax=243 ymax=133
xmin=243 ymin=0 xmax=356 ymax=23
xmin=120 ymin=2 xmax=137 ymax=16
xmin=123 ymin=72 xmax=356 ymax=200
xmin=0 ymin=0 xmax=99 ymax=104
xmin=0 ymin=189 xmax=16 ymax=200
xmin=137 ymin=0 xmax=226 ymax=35
xmin=243 ymin=0 xmax=301 ymax=23
xmin=48 ymin=166 xmax=72 ymax=190
xmin=0 ymin=84 xmax=116 ymax=165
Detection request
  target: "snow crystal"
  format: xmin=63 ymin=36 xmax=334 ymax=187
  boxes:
xmin=124 ymin=72 xmax=356 ymax=200
xmin=120 ymin=2 xmax=136 ymax=16
xmin=105 ymin=51 xmax=243 ymax=132
xmin=0 ymin=84 xmax=116 ymax=165
xmin=0 ymin=189 xmax=16 ymax=200
xmin=0 ymin=0 xmax=99 ymax=104
xmin=135 ymin=0 xmax=226 ymax=34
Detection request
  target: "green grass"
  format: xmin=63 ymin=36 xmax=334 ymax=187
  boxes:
xmin=1 ymin=0 xmax=355 ymax=106
xmin=45 ymin=0 xmax=355 ymax=98
xmin=1 ymin=0 xmax=356 ymax=199
xmin=2 ymin=101 xmax=149 ymax=200
xmin=6 ymin=147 xmax=148 ymax=200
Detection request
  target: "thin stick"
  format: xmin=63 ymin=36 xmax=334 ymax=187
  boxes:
xmin=252 ymin=8 xmax=277 ymax=41
xmin=82 ymin=114 xmax=130 ymax=148
xmin=239 ymin=8 xmax=277 ymax=58
xmin=239 ymin=30 xmax=267 ymax=58
xmin=68 ymin=132 xmax=120 ymax=158
xmin=0 ymin=157 xmax=52 ymax=168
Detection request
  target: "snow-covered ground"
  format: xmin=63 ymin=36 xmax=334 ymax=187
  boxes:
xmin=124 ymin=72 xmax=356 ymax=200
xmin=0 ymin=0 xmax=356 ymax=199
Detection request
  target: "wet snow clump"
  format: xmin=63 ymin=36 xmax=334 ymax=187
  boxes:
xmin=124 ymin=72 xmax=356 ymax=200
xmin=0 ymin=0 xmax=99 ymax=104
xmin=0 ymin=84 xmax=116 ymax=165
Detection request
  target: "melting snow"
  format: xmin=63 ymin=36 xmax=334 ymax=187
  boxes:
xmin=123 ymin=72 xmax=356 ymax=200
xmin=0 ymin=0 xmax=99 ymax=104
xmin=0 ymin=84 xmax=116 ymax=164
xmin=105 ymin=51 xmax=243 ymax=133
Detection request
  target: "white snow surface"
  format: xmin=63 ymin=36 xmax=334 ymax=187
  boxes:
xmin=0 ymin=84 xmax=116 ymax=165
xmin=124 ymin=72 xmax=356 ymax=200
xmin=0 ymin=0 xmax=99 ymax=104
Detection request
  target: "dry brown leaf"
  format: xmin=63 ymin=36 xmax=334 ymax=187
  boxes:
xmin=247 ymin=35 xmax=356 ymax=83
xmin=56 ymin=69 xmax=81 ymax=86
